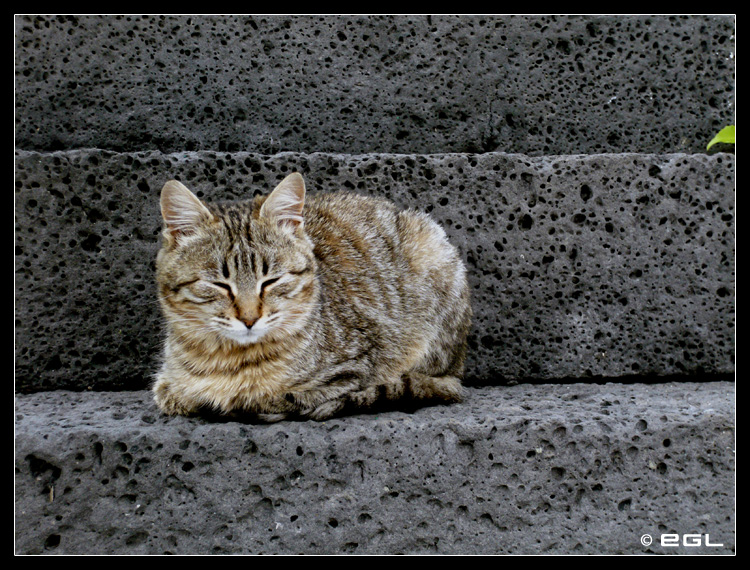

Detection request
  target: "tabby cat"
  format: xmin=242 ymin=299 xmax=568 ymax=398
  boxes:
xmin=153 ymin=172 xmax=471 ymax=421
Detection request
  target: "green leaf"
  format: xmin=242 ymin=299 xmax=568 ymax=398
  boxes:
xmin=707 ymin=125 xmax=735 ymax=150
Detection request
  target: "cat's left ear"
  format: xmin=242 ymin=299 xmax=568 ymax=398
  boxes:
xmin=260 ymin=172 xmax=306 ymax=232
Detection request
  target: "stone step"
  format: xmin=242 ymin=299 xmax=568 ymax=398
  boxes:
xmin=15 ymin=149 xmax=734 ymax=392
xmin=14 ymin=381 xmax=735 ymax=554
xmin=14 ymin=15 xmax=734 ymax=156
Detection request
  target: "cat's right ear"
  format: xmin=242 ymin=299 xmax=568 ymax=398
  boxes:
xmin=160 ymin=180 xmax=214 ymax=244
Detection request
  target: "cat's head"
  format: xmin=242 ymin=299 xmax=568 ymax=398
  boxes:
xmin=156 ymin=173 xmax=318 ymax=349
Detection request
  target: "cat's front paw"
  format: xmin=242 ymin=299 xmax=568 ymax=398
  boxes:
xmin=305 ymin=399 xmax=346 ymax=421
xmin=153 ymin=379 xmax=198 ymax=416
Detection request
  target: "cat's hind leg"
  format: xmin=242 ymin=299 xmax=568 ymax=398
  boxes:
xmin=299 ymin=380 xmax=399 ymax=420
xmin=300 ymin=371 xmax=465 ymax=421
xmin=341 ymin=371 xmax=464 ymax=414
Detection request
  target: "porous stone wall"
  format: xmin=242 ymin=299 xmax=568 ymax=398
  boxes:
xmin=15 ymin=150 xmax=734 ymax=392
xmin=15 ymin=15 xmax=734 ymax=156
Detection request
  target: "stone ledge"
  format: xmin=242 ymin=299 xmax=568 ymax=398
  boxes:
xmin=15 ymin=381 xmax=735 ymax=554
xmin=15 ymin=150 xmax=735 ymax=391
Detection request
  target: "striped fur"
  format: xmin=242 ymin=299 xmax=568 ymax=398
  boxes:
xmin=153 ymin=173 xmax=471 ymax=421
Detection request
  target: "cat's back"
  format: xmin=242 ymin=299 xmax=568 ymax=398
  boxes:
xmin=303 ymin=191 xmax=468 ymax=318
xmin=302 ymin=191 xmax=398 ymax=262
xmin=303 ymin=191 xmax=457 ymax=269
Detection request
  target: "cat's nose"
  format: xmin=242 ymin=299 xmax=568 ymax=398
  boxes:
xmin=235 ymin=296 xmax=260 ymax=329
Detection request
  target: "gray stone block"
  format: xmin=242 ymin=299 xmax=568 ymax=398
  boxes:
xmin=14 ymin=150 xmax=735 ymax=392
xmin=14 ymin=14 xmax=734 ymax=156
xmin=14 ymin=382 xmax=735 ymax=554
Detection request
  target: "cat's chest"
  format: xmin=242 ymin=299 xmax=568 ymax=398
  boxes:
xmin=190 ymin=356 xmax=297 ymax=411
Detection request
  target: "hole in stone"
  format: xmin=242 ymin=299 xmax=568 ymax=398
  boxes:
xmin=551 ymin=467 xmax=566 ymax=479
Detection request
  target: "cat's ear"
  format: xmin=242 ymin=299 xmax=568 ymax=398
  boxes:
xmin=160 ymin=180 xmax=214 ymax=242
xmin=260 ymin=173 xmax=306 ymax=232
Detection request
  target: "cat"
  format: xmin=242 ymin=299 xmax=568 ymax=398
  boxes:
xmin=153 ymin=172 xmax=472 ymax=422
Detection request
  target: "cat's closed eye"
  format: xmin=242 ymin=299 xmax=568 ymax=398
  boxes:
xmin=260 ymin=276 xmax=281 ymax=293
xmin=261 ymin=275 xmax=303 ymax=298
xmin=175 ymin=280 xmax=226 ymax=304
xmin=212 ymin=281 xmax=234 ymax=297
